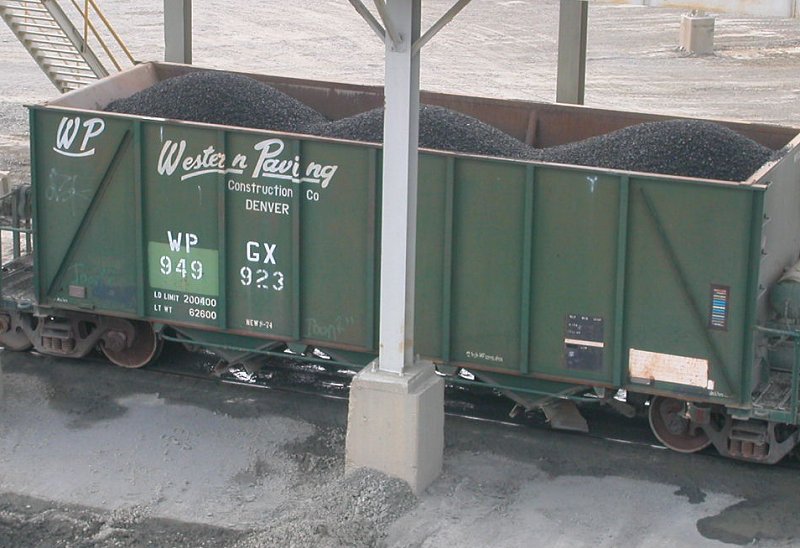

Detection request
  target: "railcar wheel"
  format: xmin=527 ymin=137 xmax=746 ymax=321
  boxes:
xmin=101 ymin=320 xmax=161 ymax=368
xmin=0 ymin=313 xmax=32 ymax=351
xmin=648 ymin=396 xmax=711 ymax=453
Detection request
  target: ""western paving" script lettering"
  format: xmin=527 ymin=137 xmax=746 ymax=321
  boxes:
xmin=156 ymin=137 xmax=338 ymax=189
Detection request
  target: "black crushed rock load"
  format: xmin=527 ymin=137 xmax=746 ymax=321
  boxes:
xmin=107 ymin=73 xmax=772 ymax=181
xmin=529 ymin=119 xmax=772 ymax=182
xmin=105 ymin=71 xmax=327 ymax=133
xmin=314 ymin=107 xmax=769 ymax=181
xmin=309 ymin=104 xmax=532 ymax=159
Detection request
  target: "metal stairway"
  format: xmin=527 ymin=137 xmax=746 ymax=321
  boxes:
xmin=0 ymin=0 xmax=130 ymax=93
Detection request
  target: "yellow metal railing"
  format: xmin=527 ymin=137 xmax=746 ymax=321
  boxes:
xmin=70 ymin=0 xmax=134 ymax=72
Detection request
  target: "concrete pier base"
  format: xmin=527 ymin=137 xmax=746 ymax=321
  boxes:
xmin=679 ymin=11 xmax=715 ymax=55
xmin=345 ymin=361 xmax=444 ymax=495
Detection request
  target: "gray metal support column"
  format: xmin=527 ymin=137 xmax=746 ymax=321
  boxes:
xmin=164 ymin=0 xmax=192 ymax=64
xmin=378 ymin=0 xmax=421 ymax=375
xmin=556 ymin=0 xmax=588 ymax=104
xmin=346 ymin=0 xmax=443 ymax=494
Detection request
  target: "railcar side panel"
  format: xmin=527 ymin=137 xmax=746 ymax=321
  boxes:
xmin=32 ymin=110 xmax=139 ymax=313
xmin=27 ymin=65 xmax=800 ymax=417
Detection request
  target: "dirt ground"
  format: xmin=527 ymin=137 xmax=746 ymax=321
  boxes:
xmin=2 ymin=1 xmax=800 ymax=547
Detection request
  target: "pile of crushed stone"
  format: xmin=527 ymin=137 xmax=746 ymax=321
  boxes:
xmin=234 ymin=468 xmax=417 ymax=548
xmin=528 ymin=119 xmax=772 ymax=182
xmin=309 ymin=104 xmax=533 ymax=159
xmin=105 ymin=71 xmax=327 ymax=133
xmin=105 ymin=71 xmax=773 ymax=181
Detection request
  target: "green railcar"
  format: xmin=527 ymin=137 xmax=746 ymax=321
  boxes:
xmin=2 ymin=62 xmax=800 ymax=462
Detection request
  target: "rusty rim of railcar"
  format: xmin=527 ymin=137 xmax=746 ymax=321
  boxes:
xmin=648 ymin=396 xmax=712 ymax=453
xmin=101 ymin=320 xmax=162 ymax=368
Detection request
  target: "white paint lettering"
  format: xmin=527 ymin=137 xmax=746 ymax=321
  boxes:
xmin=231 ymin=154 xmax=248 ymax=170
xmin=80 ymin=118 xmax=105 ymax=151
xmin=245 ymin=241 xmax=277 ymax=264
xmin=245 ymin=199 xmax=290 ymax=215
xmin=167 ymin=231 xmax=198 ymax=253
xmin=56 ymin=117 xmax=80 ymax=151
xmin=246 ymin=241 xmax=260 ymax=262
xmin=251 ymin=139 xmax=285 ymax=178
xmin=54 ymin=116 xmax=105 ymax=158
xmin=305 ymin=163 xmax=338 ymax=188
xmin=158 ymin=140 xmax=186 ymax=176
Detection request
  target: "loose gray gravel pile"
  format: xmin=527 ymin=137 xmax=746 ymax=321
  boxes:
xmin=235 ymin=468 xmax=417 ymax=548
xmin=106 ymin=73 xmax=772 ymax=181
xmin=105 ymin=71 xmax=327 ymax=133
xmin=530 ymin=119 xmax=772 ymax=182
xmin=310 ymin=104 xmax=532 ymax=158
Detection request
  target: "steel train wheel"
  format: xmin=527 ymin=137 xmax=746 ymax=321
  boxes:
xmin=101 ymin=320 xmax=162 ymax=368
xmin=648 ymin=396 xmax=712 ymax=453
xmin=0 ymin=313 xmax=33 ymax=351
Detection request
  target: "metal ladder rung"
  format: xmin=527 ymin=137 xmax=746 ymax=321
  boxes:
xmin=30 ymin=48 xmax=82 ymax=58
xmin=29 ymin=44 xmax=81 ymax=53
xmin=3 ymin=13 xmax=52 ymax=21
xmin=56 ymin=76 xmax=97 ymax=86
xmin=21 ymin=36 xmax=71 ymax=46
xmin=0 ymin=2 xmax=49 ymax=7
xmin=50 ymin=67 xmax=92 ymax=81
xmin=38 ymin=55 xmax=85 ymax=65
xmin=11 ymin=25 xmax=63 ymax=34
xmin=1 ymin=9 xmax=50 ymax=18
xmin=39 ymin=52 xmax=84 ymax=60
xmin=0 ymin=1 xmax=48 ymax=6
xmin=9 ymin=21 xmax=61 ymax=30
xmin=50 ymin=68 xmax=94 ymax=78
xmin=43 ymin=61 xmax=94 ymax=72
xmin=18 ymin=30 xmax=69 ymax=39
xmin=24 ymin=34 xmax=71 ymax=42
xmin=40 ymin=54 xmax=86 ymax=63
xmin=35 ymin=51 xmax=84 ymax=61
xmin=0 ymin=6 xmax=49 ymax=14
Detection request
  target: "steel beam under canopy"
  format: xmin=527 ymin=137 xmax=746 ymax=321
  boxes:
xmin=348 ymin=0 xmax=473 ymax=51
xmin=377 ymin=0 xmax=422 ymax=375
xmin=347 ymin=1 xmax=474 ymax=376
xmin=556 ymin=0 xmax=588 ymax=104
xmin=164 ymin=0 xmax=192 ymax=64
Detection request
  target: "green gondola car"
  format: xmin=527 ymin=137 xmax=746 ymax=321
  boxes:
xmin=2 ymin=62 xmax=800 ymax=463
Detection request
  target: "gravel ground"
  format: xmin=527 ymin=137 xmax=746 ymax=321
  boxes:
xmin=234 ymin=469 xmax=416 ymax=548
xmin=0 ymin=494 xmax=245 ymax=548
xmin=2 ymin=351 xmax=800 ymax=547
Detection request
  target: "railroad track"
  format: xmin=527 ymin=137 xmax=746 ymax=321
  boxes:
xmin=142 ymin=344 xmax=689 ymax=458
xmin=19 ymin=343 xmax=800 ymax=469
